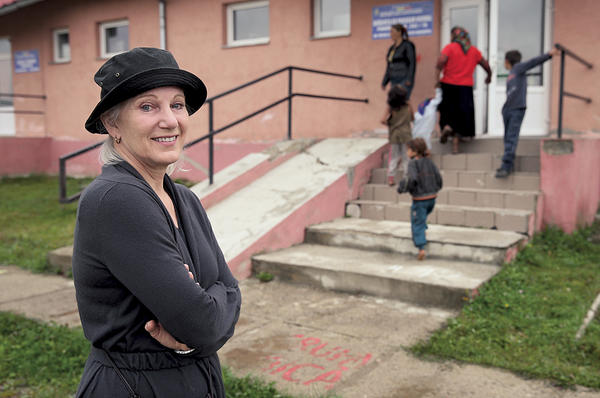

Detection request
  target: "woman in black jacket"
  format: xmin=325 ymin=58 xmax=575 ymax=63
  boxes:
xmin=382 ymin=24 xmax=417 ymax=99
xmin=73 ymin=47 xmax=241 ymax=397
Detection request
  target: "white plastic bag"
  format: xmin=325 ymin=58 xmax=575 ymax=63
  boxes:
xmin=412 ymin=88 xmax=442 ymax=149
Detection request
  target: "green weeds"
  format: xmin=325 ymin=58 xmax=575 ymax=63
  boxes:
xmin=0 ymin=175 xmax=92 ymax=273
xmin=412 ymin=224 xmax=600 ymax=388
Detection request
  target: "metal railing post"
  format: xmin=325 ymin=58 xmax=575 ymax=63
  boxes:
xmin=287 ymin=67 xmax=293 ymax=140
xmin=59 ymin=158 xmax=67 ymax=203
xmin=558 ymin=49 xmax=566 ymax=139
xmin=208 ymin=100 xmax=214 ymax=185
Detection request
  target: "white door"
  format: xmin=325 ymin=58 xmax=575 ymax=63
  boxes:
xmin=441 ymin=0 xmax=488 ymax=136
xmin=487 ymin=0 xmax=552 ymax=136
xmin=0 ymin=38 xmax=15 ymax=136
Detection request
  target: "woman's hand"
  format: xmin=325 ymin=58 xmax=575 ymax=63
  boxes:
xmin=145 ymin=264 xmax=197 ymax=350
xmin=145 ymin=320 xmax=191 ymax=351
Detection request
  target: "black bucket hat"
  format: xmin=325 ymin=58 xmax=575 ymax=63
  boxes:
xmin=85 ymin=47 xmax=207 ymax=134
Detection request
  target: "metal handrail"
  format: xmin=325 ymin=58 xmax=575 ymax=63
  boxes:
xmin=182 ymin=65 xmax=367 ymax=184
xmin=58 ymin=65 xmax=367 ymax=203
xmin=555 ymin=43 xmax=593 ymax=138
xmin=59 ymin=141 xmax=103 ymax=203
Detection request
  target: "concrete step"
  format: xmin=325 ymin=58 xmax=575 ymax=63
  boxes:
xmin=252 ymin=243 xmax=502 ymax=309
xmin=429 ymin=136 xmax=542 ymax=155
xmin=379 ymin=152 xmax=539 ymax=176
xmin=441 ymin=170 xmax=540 ymax=191
xmin=361 ymin=185 xmax=540 ymax=212
xmin=430 ymin=152 xmax=539 ymax=173
xmin=372 ymin=158 xmax=539 ymax=187
xmin=306 ymin=218 xmax=525 ymax=266
xmin=370 ymin=167 xmax=405 ymax=185
xmin=348 ymin=200 xmax=532 ymax=234
xmin=205 ymin=138 xmax=387 ymax=278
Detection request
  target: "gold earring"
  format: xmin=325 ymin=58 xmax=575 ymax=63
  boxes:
xmin=114 ymin=136 xmax=121 ymax=144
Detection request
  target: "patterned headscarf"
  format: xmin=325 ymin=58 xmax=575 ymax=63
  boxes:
xmin=451 ymin=26 xmax=471 ymax=54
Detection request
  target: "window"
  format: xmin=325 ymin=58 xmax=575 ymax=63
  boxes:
xmin=100 ymin=20 xmax=129 ymax=59
xmin=227 ymin=1 xmax=269 ymax=47
xmin=314 ymin=0 xmax=350 ymax=38
xmin=0 ymin=38 xmax=12 ymax=107
xmin=497 ymin=0 xmax=545 ymax=86
xmin=53 ymin=28 xmax=70 ymax=63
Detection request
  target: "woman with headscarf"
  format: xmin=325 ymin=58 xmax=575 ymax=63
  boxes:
xmin=382 ymin=23 xmax=417 ymax=99
xmin=72 ymin=47 xmax=241 ymax=397
xmin=435 ymin=26 xmax=492 ymax=154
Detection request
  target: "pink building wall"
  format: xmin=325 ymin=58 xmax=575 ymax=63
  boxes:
xmin=550 ymin=0 xmax=600 ymax=135
xmin=1 ymin=0 xmax=599 ymax=143
xmin=1 ymin=0 xmax=599 ymax=233
xmin=0 ymin=0 xmax=443 ymax=144
xmin=540 ymin=136 xmax=600 ymax=233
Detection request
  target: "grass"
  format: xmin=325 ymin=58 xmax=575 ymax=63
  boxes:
xmin=0 ymin=312 xmax=89 ymax=397
xmin=0 ymin=175 xmax=197 ymax=273
xmin=411 ymin=222 xmax=600 ymax=389
xmin=0 ymin=175 xmax=92 ymax=273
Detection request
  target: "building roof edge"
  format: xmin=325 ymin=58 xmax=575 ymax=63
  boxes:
xmin=0 ymin=0 xmax=45 ymax=17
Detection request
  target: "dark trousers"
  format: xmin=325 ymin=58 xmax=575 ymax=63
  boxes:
xmin=501 ymin=108 xmax=526 ymax=172
xmin=411 ymin=198 xmax=436 ymax=250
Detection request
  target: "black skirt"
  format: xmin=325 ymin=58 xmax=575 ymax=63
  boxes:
xmin=439 ymin=82 xmax=475 ymax=137
xmin=76 ymin=346 xmax=224 ymax=397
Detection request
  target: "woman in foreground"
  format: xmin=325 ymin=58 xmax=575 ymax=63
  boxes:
xmin=73 ymin=47 xmax=241 ymax=397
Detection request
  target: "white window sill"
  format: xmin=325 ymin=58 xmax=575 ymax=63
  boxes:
xmin=311 ymin=32 xmax=351 ymax=41
xmin=223 ymin=39 xmax=270 ymax=49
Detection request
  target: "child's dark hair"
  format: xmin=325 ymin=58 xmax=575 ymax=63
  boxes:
xmin=407 ymin=138 xmax=429 ymax=157
xmin=505 ymin=50 xmax=522 ymax=66
xmin=387 ymin=85 xmax=408 ymax=109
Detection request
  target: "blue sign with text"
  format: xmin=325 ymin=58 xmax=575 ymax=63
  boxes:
xmin=372 ymin=1 xmax=433 ymax=40
xmin=14 ymin=50 xmax=40 ymax=73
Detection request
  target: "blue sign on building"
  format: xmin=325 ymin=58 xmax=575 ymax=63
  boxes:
xmin=14 ymin=50 xmax=40 ymax=73
xmin=372 ymin=1 xmax=434 ymax=40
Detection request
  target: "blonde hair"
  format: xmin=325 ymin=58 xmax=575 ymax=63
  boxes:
xmin=98 ymin=102 xmax=180 ymax=175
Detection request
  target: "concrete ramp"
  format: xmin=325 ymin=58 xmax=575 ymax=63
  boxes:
xmin=204 ymin=138 xmax=387 ymax=278
xmin=191 ymin=139 xmax=315 ymax=209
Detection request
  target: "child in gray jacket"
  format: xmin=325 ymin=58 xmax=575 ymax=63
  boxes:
xmin=496 ymin=47 xmax=559 ymax=178
xmin=397 ymin=138 xmax=443 ymax=260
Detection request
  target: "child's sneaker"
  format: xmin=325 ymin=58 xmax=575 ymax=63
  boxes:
xmin=495 ymin=168 xmax=511 ymax=178
xmin=417 ymin=249 xmax=426 ymax=261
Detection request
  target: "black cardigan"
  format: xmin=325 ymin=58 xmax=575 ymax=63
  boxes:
xmin=73 ymin=161 xmax=241 ymax=355
xmin=382 ymin=40 xmax=416 ymax=87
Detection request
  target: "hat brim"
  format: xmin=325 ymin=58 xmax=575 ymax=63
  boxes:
xmin=85 ymin=67 xmax=207 ymax=134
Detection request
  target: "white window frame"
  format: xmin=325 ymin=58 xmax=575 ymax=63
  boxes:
xmin=100 ymin=19 xmax=129 ymax=59
xmin=313 ymin=0 xmax=350 ymax=39
xmin=52 ymin=28 xmax=70 ymax=63
xmin=226 ymin=1 xmax=270 ymax=47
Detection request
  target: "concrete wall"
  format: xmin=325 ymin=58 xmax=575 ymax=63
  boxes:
xmin=540 ymin=136 xmax=600 ymax=233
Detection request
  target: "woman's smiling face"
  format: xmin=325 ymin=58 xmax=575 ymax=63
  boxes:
xmin=106 ymin=86 xmax=188 ymax=174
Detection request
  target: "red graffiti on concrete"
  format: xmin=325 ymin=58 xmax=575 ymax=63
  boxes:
xmin=262 ymin=334 xmax=373 ymax=390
